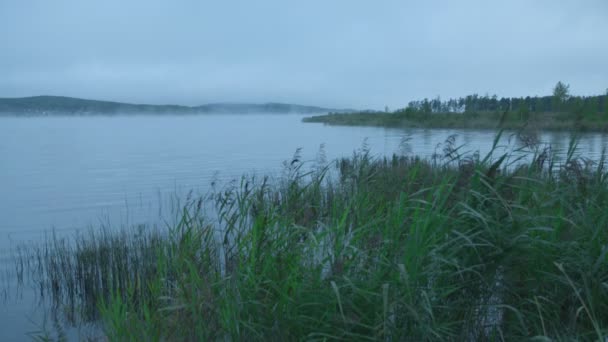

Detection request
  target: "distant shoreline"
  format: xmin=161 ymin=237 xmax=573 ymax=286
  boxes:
xmin=0 ymin=95 xmax=352 ymax=116
xmin=303 ymin=111 xmax=608 ymax=132
xmin=305 ymin=87 xmax=608 ymax=132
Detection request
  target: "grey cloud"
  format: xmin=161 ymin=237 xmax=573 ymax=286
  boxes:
xmin=1 ymin=0 xmax=606 ymax=109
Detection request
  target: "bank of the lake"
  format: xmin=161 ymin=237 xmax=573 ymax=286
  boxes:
xmin=15 ymin=139 xmax=608 ymax=341
xmin=304 ymin=86 xmax=608 ymax=132
xmin=303 ymin=110 xmax=608 ymax=132
xmin=0 ymin=95 xmax=348 ymax=116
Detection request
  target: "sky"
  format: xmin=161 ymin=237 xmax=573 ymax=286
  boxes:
xmin=0 ymin=0 xmax=606 ymax=109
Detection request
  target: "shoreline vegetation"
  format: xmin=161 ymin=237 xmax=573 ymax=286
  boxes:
xmin=0 ymin=95 xmax=350 ymax=116
xmin=304 ymin=82 xmax=608 ymax=132
xmin=14 ymin=136 xmax=608 ymax=340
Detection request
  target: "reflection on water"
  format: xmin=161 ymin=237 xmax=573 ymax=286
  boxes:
xmin=0 ymin=114 xmax=607 ymax=339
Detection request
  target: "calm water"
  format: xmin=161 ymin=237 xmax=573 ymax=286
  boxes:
xmin=1 ymin=113 xmax=607 ymax=339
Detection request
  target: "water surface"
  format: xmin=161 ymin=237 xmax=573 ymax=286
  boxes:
xmin=1 ymin=113 xmax=607 ymax=339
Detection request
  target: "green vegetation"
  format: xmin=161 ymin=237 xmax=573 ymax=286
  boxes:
xmin=14 ymin=136 xmax=608 ymax=340
xmin=304 ymin=82 xmax=608 ymax=131
xmin=0 ymin=95 xmax=344 ymax=115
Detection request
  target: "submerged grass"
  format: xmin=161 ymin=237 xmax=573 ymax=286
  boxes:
xmin=15 ymin=135 xmax=608 ymax=340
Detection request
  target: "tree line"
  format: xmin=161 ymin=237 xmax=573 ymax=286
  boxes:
xmin=402 ymin=82 xmax=608 ymax=119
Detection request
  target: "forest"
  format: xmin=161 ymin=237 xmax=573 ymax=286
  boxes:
xmin=304 ymin=82 xmax=608 ymax=131
xmin=404 ymin=82 xmax=607 ymax=118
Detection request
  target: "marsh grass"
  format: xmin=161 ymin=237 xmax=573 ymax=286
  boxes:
xmin=14 ymin=134 xmax=608 ymax=340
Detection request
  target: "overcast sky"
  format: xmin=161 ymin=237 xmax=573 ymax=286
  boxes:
xmin=1 ymin=0 xmax=606 ymax=109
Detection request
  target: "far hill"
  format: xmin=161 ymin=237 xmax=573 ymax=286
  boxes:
xmin=0 ymin=96 xmax=349 ymax=116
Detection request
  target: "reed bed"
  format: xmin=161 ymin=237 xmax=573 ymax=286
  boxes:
xmin=14 ymin=134 xmax=608 ymax=340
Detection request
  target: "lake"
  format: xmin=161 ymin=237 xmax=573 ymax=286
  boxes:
xmin=1 ymin=113 xmax=607 ymax=339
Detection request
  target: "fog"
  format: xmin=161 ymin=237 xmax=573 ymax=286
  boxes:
xmin=1 ymin=0 xmax=606 ymax=109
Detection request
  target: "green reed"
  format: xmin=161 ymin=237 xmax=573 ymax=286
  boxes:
xmin=14 ymin=135 xmax=608 ymax=340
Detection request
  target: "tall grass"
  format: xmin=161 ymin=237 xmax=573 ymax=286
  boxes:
xmin=15 ymin=136 xmax=608 ymax=340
